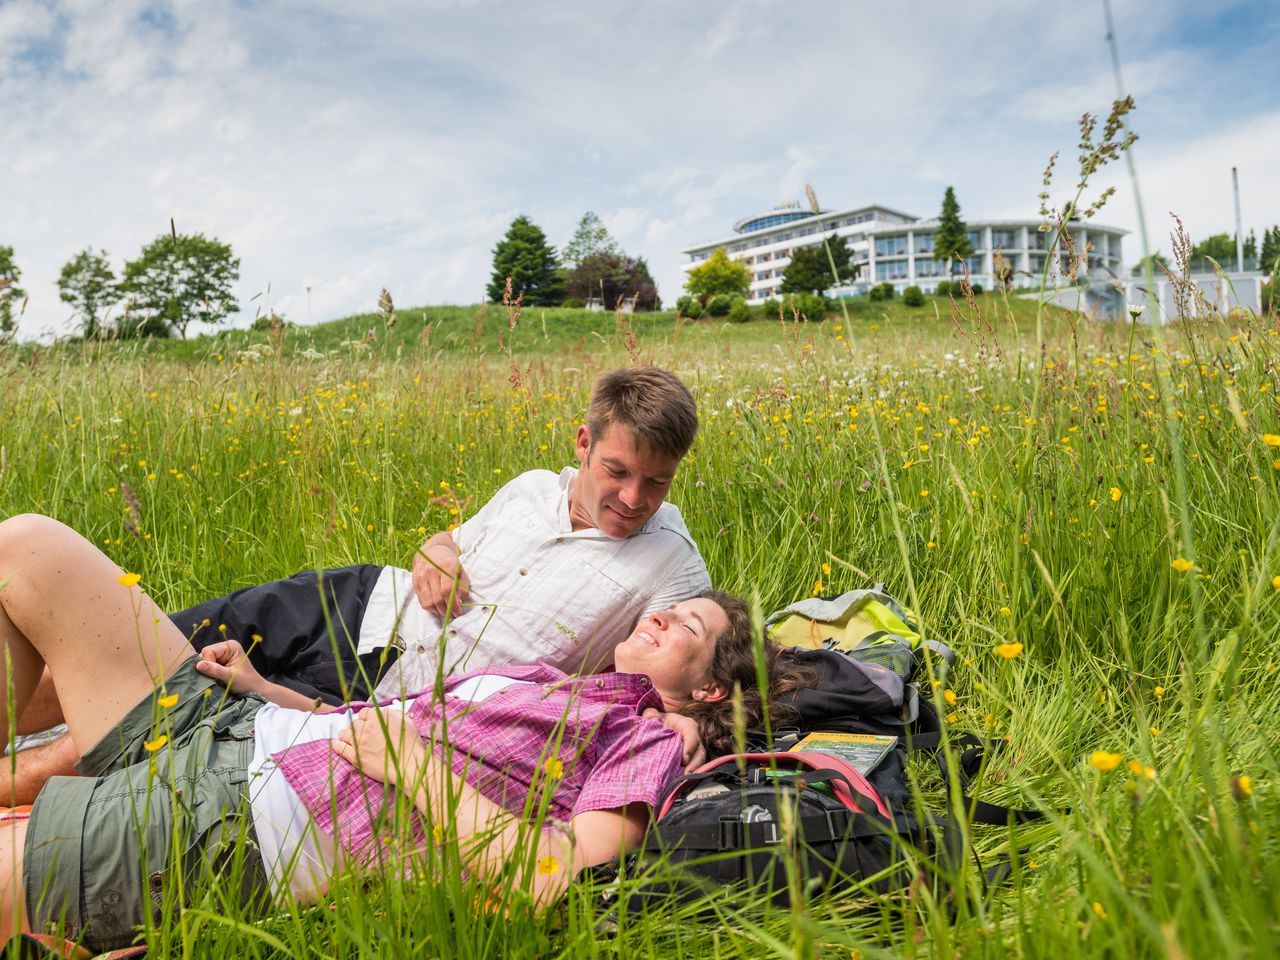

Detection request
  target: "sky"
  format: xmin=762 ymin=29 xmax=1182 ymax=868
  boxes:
xmin=2 ymin=0 xmax=1278 ymax=340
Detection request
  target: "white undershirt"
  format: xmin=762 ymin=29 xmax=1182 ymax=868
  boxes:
xmin=247 ymin=675 xmax=529 ymax=901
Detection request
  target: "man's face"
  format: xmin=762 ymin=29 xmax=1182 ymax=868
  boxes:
xmin=569 ymin=423 xmax=681 ymax=538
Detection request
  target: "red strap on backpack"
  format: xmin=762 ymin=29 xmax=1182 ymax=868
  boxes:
xmin=658 ymin=751 xmax=891 ymax=820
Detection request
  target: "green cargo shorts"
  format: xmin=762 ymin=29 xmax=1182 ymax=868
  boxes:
xmin=23 ymin=657 xmax=270 ymax=953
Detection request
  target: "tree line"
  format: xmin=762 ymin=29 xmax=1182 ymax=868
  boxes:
xmin=487 ymin=212 xmax=659 ymax=310
xmin=0 ymin=231 xmax=239 ymax=341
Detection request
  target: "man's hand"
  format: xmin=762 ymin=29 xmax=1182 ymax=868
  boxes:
xmin=643 ymin=709 xmax=707 ymax=772
xmin=195 ymin=639 xmax=267 ymax=696
xmin=331 ymin=707 xmax=425 ymax=788
xmin=412 ymin=533 xmax=471 ymax=617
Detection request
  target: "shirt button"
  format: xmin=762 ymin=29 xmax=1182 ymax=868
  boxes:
xmin=595 ymin=679 xmax=605 ymax=688
xmin=639 ymin=678 xmax=650 ymax=687
xmin=556 ymin=537 xmax=564 ymax=543
xmin=519 ymin=568 xmax=528 ymax=576
xmin=447 ymin=630 xmax=457 ymax=638
xmin=481 ymin=606 xmax=489 ymax=613
xmin=416 ymin=645 xmax=426 ymax=655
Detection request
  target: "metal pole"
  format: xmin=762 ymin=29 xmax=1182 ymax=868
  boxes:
xmin=1232 ymin=167 xmax=1244 ymax=271
xmin=306 ymin=285 xmax=312 ymax=325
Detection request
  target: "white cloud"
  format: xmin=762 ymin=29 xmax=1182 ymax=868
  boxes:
xmin=3 ymin=0 xmax=1278 ymax=339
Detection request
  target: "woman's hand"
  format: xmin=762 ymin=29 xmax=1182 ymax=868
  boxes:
xmin=642 ymin=709 xmax=707 ymax=772
xmin=331 ymin=707 xmax=425 ymax=788
xmin=195 ymin=639 xmax=267 ymax=696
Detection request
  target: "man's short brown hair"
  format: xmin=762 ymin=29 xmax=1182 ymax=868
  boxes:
xmin=587 ymin=367 xmax=698 ymax=460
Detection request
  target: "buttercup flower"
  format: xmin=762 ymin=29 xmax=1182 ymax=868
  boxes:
xmin=144 ymin=735 xmax=168 ymax=753
xmin=543 ymin=757 xmax=564 ymax=779
xmin=1170 ymin=557 xmax=1193 ymax=573
xmin=995 ymin=642 xmax=1023 ymax=659
xmin=1262 ymin=434 xmax=1280 ymax=447
xmin=158 ymin=693 xmax=179 ymax=709
xmin=117 ymin=572 xmax=141 ymax=588
xmin=537 ymin=856 xmax=560 ymax=876
xmin=1109 ymin=487 xmax=1122 ymax=502
xmin=1089 ymin=750 xmax=1122 ymax=772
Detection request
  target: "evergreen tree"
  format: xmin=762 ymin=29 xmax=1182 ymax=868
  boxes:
xmin=487 ymin=215 xmax=564 ymax=306
xmin=561 ymin=211 xmax=619 ymax=268
xmin=118 ymin=232 xmax=240 ymax=338
xmin=58 ymin=248 xmax=119 ymax=339
xmin=685 ymin=247 xmax=751 ymax=301
xmin=780 ymin=234 xmax=857 ymax=295
xmin=1191 ymin=233 xmax=1235 ymax=266
xmin=0 ymin=245 xmax=25 ymax=341
xmin=932 ymin=187 xmax=973 ymax=277
xmin=1259 ymin=226 xmax=1280 ymax=276
xmin=1243 ymin=229 xmax=1257 ymax=265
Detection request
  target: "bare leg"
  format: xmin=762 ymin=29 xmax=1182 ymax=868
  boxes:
xmin=14 ymin=671 xmax=64 ymax=736
xmin=0 ymin=515 xmax=195 ymax=756
xmin=0 ymin=818 xmax=29 ymax=942
xmin=0 ymin=735 xmax=79 ymax=806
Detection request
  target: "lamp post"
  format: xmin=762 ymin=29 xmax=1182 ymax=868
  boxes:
xmin=306 ymin=285 xmax=312 ymax=326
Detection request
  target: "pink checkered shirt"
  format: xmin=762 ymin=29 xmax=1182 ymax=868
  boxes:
xmin=273 ymin=664 xmax=684 ymax=866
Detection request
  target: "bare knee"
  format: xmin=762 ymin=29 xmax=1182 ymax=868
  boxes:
xmin=0 ymin=515 xmax=68 ymax=563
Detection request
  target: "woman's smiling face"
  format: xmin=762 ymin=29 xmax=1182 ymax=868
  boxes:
xmin=612 ymin=597 xmax=731 ymax=710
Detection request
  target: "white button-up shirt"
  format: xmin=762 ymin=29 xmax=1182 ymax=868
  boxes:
xmin=365 ymin=467 xmax=710 ymax=697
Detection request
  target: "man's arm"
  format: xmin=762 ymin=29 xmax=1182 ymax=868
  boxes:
xmin=411 ymin=530 xmax=471 ymax=616
xmin=332 ymin=709 xmax=649 ymax=905
xmin=194 ymin=640 xmax=325 ymax=711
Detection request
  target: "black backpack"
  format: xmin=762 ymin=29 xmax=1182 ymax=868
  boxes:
xmin=627 ymin=646 xmax=1048 ymax=907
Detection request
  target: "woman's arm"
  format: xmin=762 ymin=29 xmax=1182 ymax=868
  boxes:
xmin=332 ymin=709 xmax=650 ymax=905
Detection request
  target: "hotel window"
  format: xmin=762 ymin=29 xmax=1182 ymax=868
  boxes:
xmin=914 ymin=234 xmax=935 ymax=254
xmin=990 ymin=230 xmax=1017 ymax=249
xmin=874 ymin=235 xmax=908 ymax=257
xmin=966 ymin=231 xmax=982 ymax=249
xmin=915 ymin=257 xmax=946 ymax=277
xmin=875 ymin=261 xmax=909 ymax=281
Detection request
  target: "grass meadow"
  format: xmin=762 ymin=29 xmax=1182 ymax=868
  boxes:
xmin=1 ymin=293 xmax=1278 ymax=958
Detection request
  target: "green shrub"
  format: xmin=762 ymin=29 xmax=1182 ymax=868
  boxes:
xmin=675 ymin=295 xmax=697 ymax=315
xmin=682 ymin=298 xmax=703 ymax=319
xmin=705 ymin=294 xmax=732 ymax=317
xmin=868 ymin=283 xmax=895 ymax=302
xmin=727 ymin=296 xmax=751 ymax=323
xmin=934 ymin=280 xmax=952 ymax=297
xmin=560 ymin=297 xmax=585 ymax=309
xmin=780 ymin=293 xmax=829 ymax=320
xmin=971 ymin=283 xmax=984 ymax=296
xmin=1263 ymin=279 xmax=1277 ymax=315
xmin=902 ymin=285 xmax=925 ymax=307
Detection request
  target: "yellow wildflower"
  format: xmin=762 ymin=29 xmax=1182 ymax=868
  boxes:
xmin=537 ymin=856 xmax=560 ymax=876
xmin=1109 ymin=487 xmax=1122 ymax=502
xmin=1272 ymin=575 xmax=1280 ymax=590
xmin=945 ymin=713 xmax=958 ymax=724
xmin=1128 ymin=760 xmax=1156 ymax=781
xmin=158 ymin=693 xmax=179 ymax=709
xmin=1233 ymin=775 xmax=1253 ymax=798
xmin=813 ymin=579 xmax=823 ymax=595
xmin=994 ymin=642 xmax=1023 ymax=659
xmin=1093 ymin=901 xmax=1108 ymax=921
xmin=999 ymin=606 xmax=1012 ymax=617
xmin=1154 ymin=686 xmax=1165 ymax=697
xmin=1089 ymin=750 xmax=1122 ymax=772
xmin=117 ymin=572 xmax=142 ymax=588
xmin=943 ymin=689 xmax=957 ymax=706
xmin=1170 ymin=557 xmax=1193 ymax=573
xmin=144 ymin=735 xmax=168 ymax=753
xmin=543 ymin=757 xmax=565 ymax=779
xmin=1262 ymin=434 xmax=1280 ymax=447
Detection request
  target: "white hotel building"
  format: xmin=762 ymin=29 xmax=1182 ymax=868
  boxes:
xmin=682 ymin=201 xmax=1127 ymax=304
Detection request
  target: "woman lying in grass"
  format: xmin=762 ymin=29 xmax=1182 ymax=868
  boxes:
xmin=0 ymin=514 xmax=796 ymax=952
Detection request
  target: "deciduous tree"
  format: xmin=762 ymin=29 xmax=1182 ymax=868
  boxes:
xmin=780 ymin=234 xmax=857 ymax=295
xmin=933 ymin=187 xmax=973 ymax=277
xmin=566 ymin=253 xmax=660 ymax=310
xmin=0 ymin=245 xmax=25 ymax=341
xmin=487 ymin=216 xmax=564 ymax=306
xmin=118 ymin=232 xmax=240 ymax=338
xmin=685 ymin=247 xmax=750 ymax=301
xmin=58 ymin=248 xmax=119 ymax=339
xmin=561 ymin=212 xmax=619 ymax=269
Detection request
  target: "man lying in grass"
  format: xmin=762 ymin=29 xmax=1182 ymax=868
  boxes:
xmin=3 ymin=365 xmax=713 ymax=802
xmin=0 ymin=514 xmax=802 ymax=953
